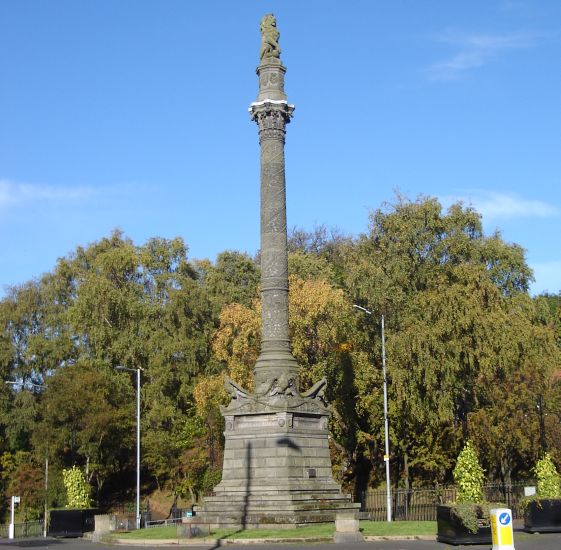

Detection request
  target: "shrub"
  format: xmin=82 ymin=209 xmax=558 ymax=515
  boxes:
xmin=62 ymin=466 xmax=91 ymax=509
xmin=534 ymin=453 xmax=561 ymax=499
xmin=454 ymin=441 xmax=485 ymax=503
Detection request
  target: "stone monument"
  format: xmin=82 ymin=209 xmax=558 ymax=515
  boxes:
xmin=195 ymin=14 xmax=359 ymax=528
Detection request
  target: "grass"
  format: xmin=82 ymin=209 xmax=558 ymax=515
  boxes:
xmin=114 ymin=520 xmax=437 ymax=540
xmin=213 ymin=523 xmax=335 ymax=539
xmin=360 ymin=520 xmax=436 ymax=536
xmin=114 ymin=525 xmax=179 ymax=539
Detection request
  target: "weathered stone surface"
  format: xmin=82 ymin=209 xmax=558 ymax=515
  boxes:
xmin=194 ymin=16 xmax=360 ymax=528
xmin=259 ymin=14 xmax=281 ymax=63
xmin=93 ymin=514 xmax=115 ymax=533
xmin=334 ymin=513 xmax=364 ymax=543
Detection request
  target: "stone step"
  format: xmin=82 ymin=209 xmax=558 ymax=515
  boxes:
xmin=201 ymin=498 xmax=357 ymax=513
xmin=190 ymin=504 xmax=361 ymax=529
xmin=203 ymin=492 xmax=351 ymax=503
xmin=202 ymin=499 xmax=354 ymax=511
xmin=212 ymin=480 xmax=343 ymax=492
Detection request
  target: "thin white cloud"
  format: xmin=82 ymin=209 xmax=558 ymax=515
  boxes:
xmin=0 ymin=179 xmax=97 ymax=208
xmin=441 ymin=191 xmax=558 ymax=220
xmin=474 ymin=191 xmax=557 ymax=219
xmin=426 ymin=30 xmax=542 ymax=81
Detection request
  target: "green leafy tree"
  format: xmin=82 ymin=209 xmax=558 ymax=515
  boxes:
xmin=39 ymin=231 xmax=218 ymax=497
xmin=343 ymin=195 xmax=552 ymax=489
xmin=0 ymin=275 xmax=74 ymax=452
xmin=196 ymin=251 xmax=260 ymax=314
xmin=171 ymin=416 xmax=221 ymax=504
xmin=36 ymin=363 xmax=134 ymax=499
xmin=287 ymin=225 xmax=351 ymax=286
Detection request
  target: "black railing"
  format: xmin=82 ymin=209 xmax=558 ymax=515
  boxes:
xmin=0 ymin=520 xmax=43 ymax=538
xmin=357 ymin=482 xmax=531 ymax=521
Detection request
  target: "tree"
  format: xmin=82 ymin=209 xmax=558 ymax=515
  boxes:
xmin=1 ymin=206 xmax=558 ymax=507
xmin=43 ymin=231 xmax=219 ymax=497
xmin=36 ymin=363 xmax=134 ymax=500
xmin=342 ymin=195 xmax=552 ymax=488
xmin=0 ymin=280 xmax=71 ymax=387
xmin=1 ymin=451 xmax=44 ymax=521
xmin=467 ymin=293 xmax=560 ymax=483
xmin=0 ymin=275 xmax=74 ymax=452
xmin=196 ymin=251 xmax=260 ymax=315
xmin=288 ymin=225 xmax=352 ymax=285
xmin=172 ymin=416 xmax=221 ymax=504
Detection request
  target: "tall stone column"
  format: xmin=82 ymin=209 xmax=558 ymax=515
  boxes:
xmin=250 ymin=62 xmax=298 ymax=393
xmin=193 ymin=14 xmax=360 ymax=529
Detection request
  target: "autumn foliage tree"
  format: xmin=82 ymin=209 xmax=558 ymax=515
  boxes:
xmin=0 ymin=196 xmax=559 ymax=519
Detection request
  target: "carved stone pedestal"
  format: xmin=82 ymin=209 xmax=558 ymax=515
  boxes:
xmin=197 ymin=402 xmax=358 ymax=529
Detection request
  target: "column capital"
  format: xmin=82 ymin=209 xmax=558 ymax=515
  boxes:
xmin=249 ymin=101 xmax=295 ymax=142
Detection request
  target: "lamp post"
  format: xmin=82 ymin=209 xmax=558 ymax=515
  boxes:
xmin=5 ymin=380 xmax=49 ymax=536
xmin=353 ymin=305 xmax=392 ymax=522
xmin=9 ymin=495 xmax=20 ymax=539
xmin=115 ymin=366 xmax=143 ymax=530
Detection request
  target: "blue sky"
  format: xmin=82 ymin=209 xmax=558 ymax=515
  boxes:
xmin=1 ymin=0 xmax=560 ymax=295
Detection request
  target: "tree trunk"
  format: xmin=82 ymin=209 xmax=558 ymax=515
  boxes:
xmin=404 ymin=451 xmax=410 ymax=491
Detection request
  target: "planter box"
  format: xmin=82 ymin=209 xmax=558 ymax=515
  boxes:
xmin=524 ymin=499 xmax=561 ymax=533
xmin=48 ymin=508 xmax=99 ymax=537
xmin=436 ymin=504 xmax=492 ymax=545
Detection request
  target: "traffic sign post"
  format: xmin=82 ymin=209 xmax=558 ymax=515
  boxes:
xmin=490 ymin=508 xmax=515 ymax=550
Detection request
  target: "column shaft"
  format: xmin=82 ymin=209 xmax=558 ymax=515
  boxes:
xmin=251 ymin=98 xmax=297 ymax=390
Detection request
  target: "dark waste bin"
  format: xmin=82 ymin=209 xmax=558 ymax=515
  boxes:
xmin=48 ymin=508 xmax=99 ymax=537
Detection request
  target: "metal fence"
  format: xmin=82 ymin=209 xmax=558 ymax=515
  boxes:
xmin=110 ymin=503 xmax=154 ymax=531
xmin=145 ymin=507 xmax=191 ymax=529
xmin=145 ymin=517 xmax=183 ymax=528
xmin=114 ymin=513 xmax=137 ymax=531
xmin=0 ymin=520 xmax=43 ymax=539
xmin=110 ymin=504 xmax=189 ymax=530
xmin=356 ymin=483 xmax=530 ymax=521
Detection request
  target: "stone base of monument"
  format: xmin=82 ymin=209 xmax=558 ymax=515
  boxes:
xmin=194 ymin=409 xmax=360 ymax=529
xmin=194 ymin=497 xmax=360 ymax=530
xmin=333 ymin=513 xmax=364 ymax=543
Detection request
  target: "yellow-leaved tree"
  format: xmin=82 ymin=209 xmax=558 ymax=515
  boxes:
xmin=193 ymin=274 xmax=365 ymax=491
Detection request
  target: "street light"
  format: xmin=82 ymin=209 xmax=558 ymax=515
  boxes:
xmin=115 ymin=366 xmax=143 ymax=530
xmin=353 ymin=305 xmax=392 ymax=522
xmin=5 ymin=380 xmax=49 ymax=537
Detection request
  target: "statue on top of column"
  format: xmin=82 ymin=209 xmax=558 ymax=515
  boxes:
xmin=260 ymin=14 xmax=281 ymax=61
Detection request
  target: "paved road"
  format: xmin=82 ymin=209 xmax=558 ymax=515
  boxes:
xmin=1 ymin=533 xmax=560 ymax=550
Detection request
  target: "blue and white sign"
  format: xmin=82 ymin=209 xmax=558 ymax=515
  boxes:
xmin=499 ymin=512 xmax=511 ymax=526
xmin=490 ymin=508 xmax=515 ymax=550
